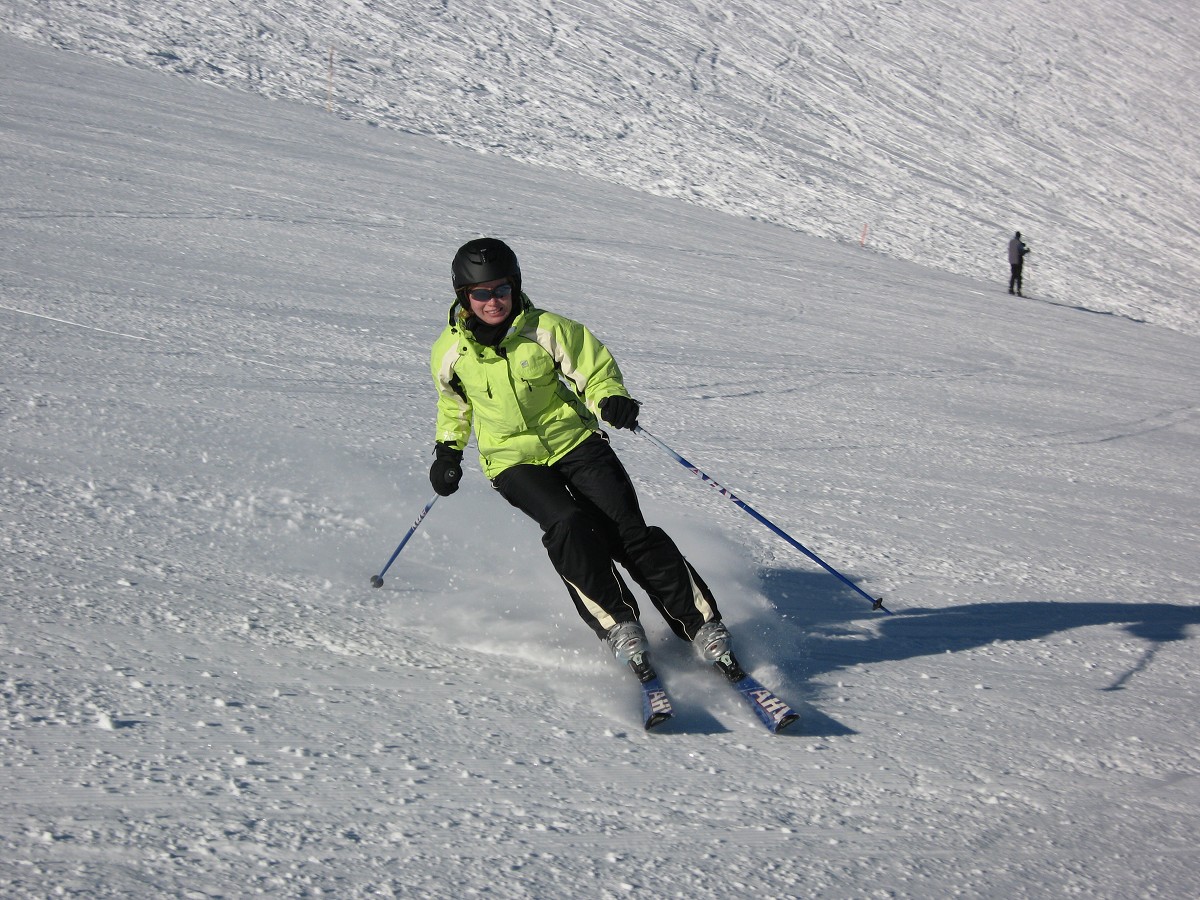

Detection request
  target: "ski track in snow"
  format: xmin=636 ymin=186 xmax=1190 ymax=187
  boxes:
xmin=2 ymin=14 xmax=1200 ymax=900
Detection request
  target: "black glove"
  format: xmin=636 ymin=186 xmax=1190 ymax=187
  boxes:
xmin=599 ymin=395 xmax=640 ymax=430
xmin=429 ymin=442 xmax=464 ymax=496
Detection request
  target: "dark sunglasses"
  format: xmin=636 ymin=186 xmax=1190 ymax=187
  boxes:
xmin=466 ymin=283 xmax=514 ymax=303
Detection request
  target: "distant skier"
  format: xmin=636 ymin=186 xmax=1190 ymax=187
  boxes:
xmin=427 ymin=237 xmax=747 ymax=690
xmin=1008 ymin=231 xmax=1031 ymax=296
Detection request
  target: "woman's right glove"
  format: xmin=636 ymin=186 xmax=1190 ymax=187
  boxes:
xmin=429 ymin=442 xmax=464 ymax=496
xmin=599 ymin=395 xmax=640 ymax=430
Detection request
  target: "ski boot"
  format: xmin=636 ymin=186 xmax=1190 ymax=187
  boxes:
xmin=607 ymin=621 xmax=656 ymax=682
xmin=694 ymin=621 xmax=748 ymax=683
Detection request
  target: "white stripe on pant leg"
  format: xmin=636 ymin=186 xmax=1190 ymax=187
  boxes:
xmin=563 ymin=565 xmax=639 ymax=634
xmin=687 ymin=567 xmax=716 ymax=622
xmin=656 ymin=564 xmax=718 ymax=641
xmin=564 ymin=577 xmax=617 ymax=633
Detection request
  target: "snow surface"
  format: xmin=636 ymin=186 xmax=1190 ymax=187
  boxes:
xmin=3 ymin=0 xmax=1199 ymax=337
xmin=2 ymin=12 xmax=1199 ymax=900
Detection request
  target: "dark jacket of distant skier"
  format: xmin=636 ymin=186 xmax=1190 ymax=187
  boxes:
xmin=1008 ymin=233 xmax=1030 ymax=265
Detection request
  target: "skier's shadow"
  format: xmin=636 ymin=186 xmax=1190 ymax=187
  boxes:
xmin=741 ymin=566 xmax=1200 ymax=738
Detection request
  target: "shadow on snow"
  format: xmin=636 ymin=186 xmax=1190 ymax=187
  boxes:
xmin=742 ymin=566 xmax=1199 ymax=736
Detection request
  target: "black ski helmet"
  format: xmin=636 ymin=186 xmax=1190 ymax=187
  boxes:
xmin=451 ymin=238 xmax=521 ymax=296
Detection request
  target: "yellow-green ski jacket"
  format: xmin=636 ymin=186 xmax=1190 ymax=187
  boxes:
xmin=431 ymin=296 xmax=633 ymax=479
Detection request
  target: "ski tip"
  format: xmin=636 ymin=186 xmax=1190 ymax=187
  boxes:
xmin=644 ymin=711 xmax=674 ymax=731
xmin=773 ymin=711 xmax=801 ymax=733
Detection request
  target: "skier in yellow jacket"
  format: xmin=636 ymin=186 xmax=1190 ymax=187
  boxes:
xmin=429 ymin=237 xmax=736 ymax=684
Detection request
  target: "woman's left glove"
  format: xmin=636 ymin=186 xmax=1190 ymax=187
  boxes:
xmin=599 ymin=395 xmax=640 ymax=430
xmin=429 ymin=443 xmax=464 ymax=496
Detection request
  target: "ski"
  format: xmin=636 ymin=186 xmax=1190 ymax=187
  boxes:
xmin=714 ymin=654 xmax=799 ymax=734
xmin=623 ymin=649 xmax=797 ymax=733
xmin=629 ymin=653 xmax=674 ymax=730
xmin=640 ymin=672 xmax=675 ymax=730
xmin=727 ymin=672 xmax=800 ymax=733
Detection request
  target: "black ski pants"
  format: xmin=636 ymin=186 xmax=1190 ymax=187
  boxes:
xmin=492 ymin=433 xmax=720 ymax=641
xmin=1009 ymin=262 xmax=1024 ymax=294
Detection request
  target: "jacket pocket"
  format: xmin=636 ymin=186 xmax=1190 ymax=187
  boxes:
xmin=509 ymin=341 xmax=558 ymax=385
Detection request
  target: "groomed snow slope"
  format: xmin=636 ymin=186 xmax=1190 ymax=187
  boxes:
xmin=2 ymin=0 xmax=1199 ymax=335
xmin=3 ymin=30 xmax=1200 ymax=900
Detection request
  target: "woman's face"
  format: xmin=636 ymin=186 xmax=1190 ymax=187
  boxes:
xmin=465 ymin=278 xmax=514 ymax=326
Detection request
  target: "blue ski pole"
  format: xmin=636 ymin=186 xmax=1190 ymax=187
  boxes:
xmin=635 ymin=426 xmax=891 ymax=614
xmin=370 ymin=495 xmax=439 ymax=588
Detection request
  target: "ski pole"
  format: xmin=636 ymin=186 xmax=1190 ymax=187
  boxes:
xmin=370 ymin=495 xmax=439 ymax=588
xmin=635 ymin=425 xmax=891 ymax=614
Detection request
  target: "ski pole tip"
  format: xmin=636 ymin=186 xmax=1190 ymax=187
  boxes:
xmin=370 ymin=574 xmax=384 ymax=589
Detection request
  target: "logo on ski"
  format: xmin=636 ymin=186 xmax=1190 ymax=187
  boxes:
xmin=749 ymin=688 xmax=794 ymax=724
xmin=647 ymin=689 xmax=672 ymax=715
